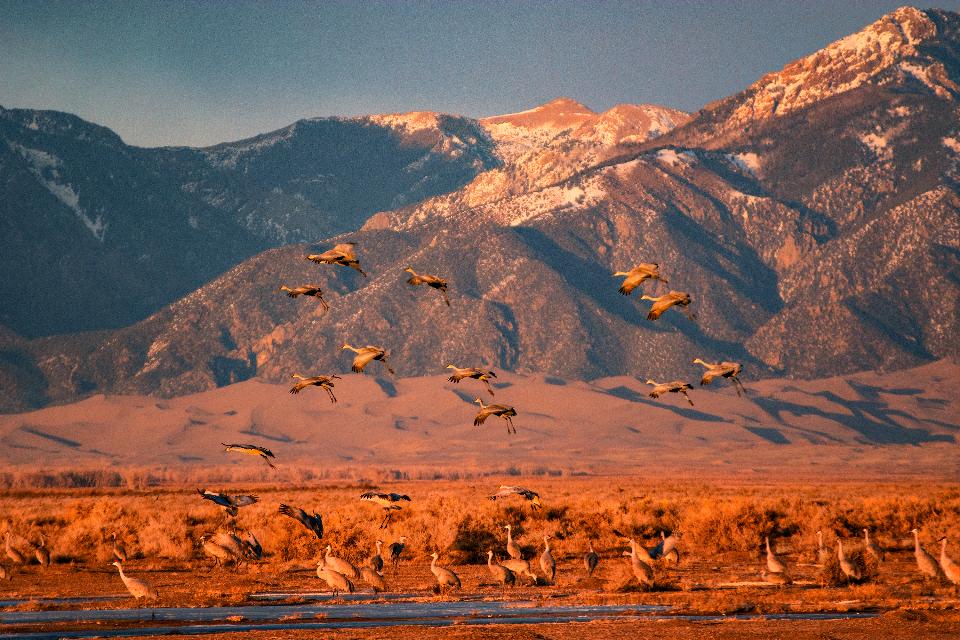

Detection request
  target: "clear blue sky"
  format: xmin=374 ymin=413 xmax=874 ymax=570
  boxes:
xmin=1 ymin=1 xmax=956 ymax=148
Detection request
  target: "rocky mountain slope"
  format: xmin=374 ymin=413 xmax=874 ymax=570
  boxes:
xmin=0 ymin=6 xmax=957 ymax=413
xmin=0 ymin=108 xmax=496 ymax=336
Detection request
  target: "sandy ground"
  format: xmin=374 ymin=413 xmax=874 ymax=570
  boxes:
xmin=0 ymin=360 xmax=957 ymax=482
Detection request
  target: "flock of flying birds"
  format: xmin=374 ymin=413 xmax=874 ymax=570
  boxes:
xmin=12 ymin=241 xmax=955 ymax=601
xmin=280 ymin=242 xmax=748 ymax=429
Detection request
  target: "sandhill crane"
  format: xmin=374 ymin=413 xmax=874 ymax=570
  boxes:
xmin=940 ymin=538 xmax=960 ymax=586
xmin=112 ymin=561 xmax=158 ymax=602
xmin=640 ymin=290 xmax=695 ymax=321
xmin=652 ymin=531 xmax=680 ymax=564
xmin=837 ymin=539 xmax=864 ymax=583
xmin=307 ymin=242 xmax=367 ymax=276
xmin=863 ymin=529 xmax=884 ymax=562
xmin=197 ymin=489 xmax=259 ymax=517
xmin=289 ymin=374 xmax=340 ymax=402
xmin=474 ymin=398 xmax=517 ymax=434
xmin=4 ymin=533 xmax=26 ymax=565
xmin=342 ymin=344 xmax=395 ymax=375
xmin=242 ymin=531 xmax=262 ymax=560
xmin=487 ymin=485 xmax=542 ymax=510
xmin=221 ymin=443 xmax=276 ymax=469
xmin=278 ymin=504 xmax=323 ymax=539
xmin=325 ymin=545 xmax=360 ymax=578
xmin=646 ymin=379 xmax=695 ymax=406
xmin=360 ymin=565 xmax=387 ymax=593
xmin=761 ymin=569 xmax=792 ymax=585
xmin=278 ymin=285 xmax=329 ymax=309
xmin=429 ymin=552 xmax=461 ymax=592
xmin=389 ymin=537 xmax=407 ymax=572
xmin=816 ymin=530 xmax=832 ymax=565
xmin=446 ymin=365 xmax=497 ymax=396
xmin=360 ymin=491 xmax=411 ymax=529
xmin=501 ymin=558 xmax=538 ymax=585
xmin=486 ymin=550 xmax=516 ymax=591
xmin=405 ymin=267 xmax=450 ymax=306
xmin=584 ymin=541 xmax=600 ymax=577
xmin=317 ymin=559 xmax=355 ymax=596
xmin=692 ymin=359 xmax=746 ymax=396
xmin=211 ymin=531 xmax=250 ymax=561
xmin=766 ymin=537 xmax=788 ymax=574
xmin=33 ymin=535 xmax=50 ymax=568
xmin=540 ymin=535 xmax=556 ymax=583
xmin=613 ymin=263 xmax=667 ymax=295
xmin=625 ymin=539 xmax=654 ymax=588
xmin=913 ymin=529 xmax=941 ymax=579
xmin=368 ymin=540 xmax=384 ymax=572
xmin=504 ymin=524 xmax=522 ymax=560
xmin=200 ymin=535 xmax=238 ymax=569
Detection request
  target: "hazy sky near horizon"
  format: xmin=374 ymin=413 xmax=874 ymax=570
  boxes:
xmin=2 ymin=1 xmax=957 ymax=148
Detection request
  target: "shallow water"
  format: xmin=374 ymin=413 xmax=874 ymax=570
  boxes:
xmin=0 ymin=598 xmax=878 ymax=639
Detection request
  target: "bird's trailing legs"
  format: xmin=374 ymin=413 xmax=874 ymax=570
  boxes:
xmin=379 ymin=511 xmax=392 ymax=529
xmin=681 ymin=391 xmax=694 ymax=406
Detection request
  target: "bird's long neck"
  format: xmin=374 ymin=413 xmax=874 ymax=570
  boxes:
xmin=817 ymin=531 xmax=823 ymax=549
xmin=487 ymin=552 xmax=493 ymax=566
xmin=765 ymin=538 xmax=771 ymax=553
xmin=544 ymin=537 xmax=550 ymax=552
xmin=942 ymin=539 xmax=948 ymax=557
xmin=343 ymin=344 xmax=357 ymax=352
xmin=864 ymin=530 xmax=870 ymax=544
xmin=116 ymin=565 xmax=126 ymax=579
xmin=640 ymin=295 xmax=659 ymax=301
xmin=589 ymin=541 xmax=594 ymax=553
xmin=913 ymin=531 xmax=921 ymax=551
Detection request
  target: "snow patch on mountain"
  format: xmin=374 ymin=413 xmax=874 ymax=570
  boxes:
xmin=726 ymin=152 xmax=762 ymax=176
xmin=10 ymin=142 xmax=107 ymax=241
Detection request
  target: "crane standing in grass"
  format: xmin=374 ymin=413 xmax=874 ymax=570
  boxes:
xmin=317 ymin=559 xmax=355 ymax=596
xmin=584 ymin=541 xmax=600 ymax=577
xmin=913 ymin=529 xmax=941 ymax=579
xmin=837 ymin=539 xmax=863 ymax=583
xmin=815 ymin=530 xmax=832 ymax=565
xmin=486 ymin=550 xmax=516 ymax=592
xmin=33 ymin=535 xmax=50 ymax=568
xmin=625 ymin=539 xmax=654 ymax=588
xmin=112 ymin=561 xmax=158 ymax=602
xmin=540 ymin=535 xmax=556 ymax=583
xmin=4 ymin=533 xmax=25 ymax=565
xmin=504 ymin=525 xmax=522 ymax=561
xmin=429 ymin=552 xmax=461 ymax=592
xmin=766 ymin=536 xmax=788 ymax=575
xmin=939 ymin=537 xmax=960 ymax=586
xmin=863 ymin=529 xmax=884 ymax=562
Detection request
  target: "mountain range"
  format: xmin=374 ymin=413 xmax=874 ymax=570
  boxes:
xmin=0 ymin=6 xmax=957 ymax=414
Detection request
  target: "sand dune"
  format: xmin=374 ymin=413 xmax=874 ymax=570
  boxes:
xmin=0 ymin=360 xmax=956 ymax=480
